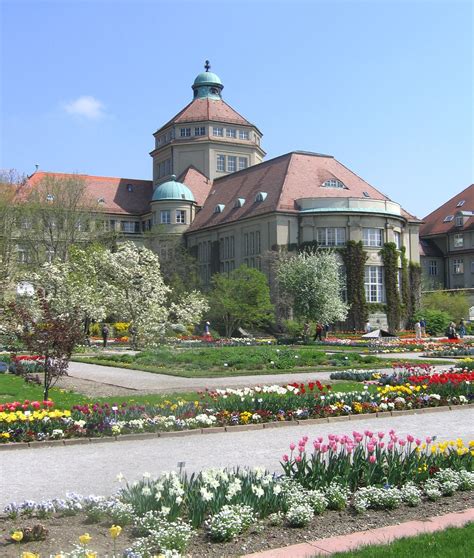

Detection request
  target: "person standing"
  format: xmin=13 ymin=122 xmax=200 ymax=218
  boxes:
xmin=459 ymin=319 xmax=466 ymax=338
xmin=365 ymin=320 xmax=372 ymax=334
xmin=314 ymin=323 xmax=323 ymax=341
xmin=303 ymin=322 xmax=310 ymax=344
xmin=204 ymin=321 xmax=211 ymax=337
xmin=101 ymin=324 xmax=109 ymax=348
xmin=414 ymin=320 xmax=422 ymax=340
xmin=447 ymin=322 xmax=457 ymax=340
xmin=419 ymin=317 xmax=426 ymax=337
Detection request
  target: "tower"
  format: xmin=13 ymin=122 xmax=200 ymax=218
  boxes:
xmin=150 ymin=62 xmax=265 ymax=186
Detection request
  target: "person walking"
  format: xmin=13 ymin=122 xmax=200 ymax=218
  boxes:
xmin=101 ymin=324 xmax=109 ymax=348
xmin=314 ymin=323 xmax=323 ymax=341
xmin=459 ymin=319 xmax=466 ymax=339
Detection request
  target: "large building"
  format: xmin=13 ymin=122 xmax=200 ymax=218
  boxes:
xmin=420 ymin=184 xmax=474 ymax=290
xmin=24 ymin=63 xmax=421 ymax=310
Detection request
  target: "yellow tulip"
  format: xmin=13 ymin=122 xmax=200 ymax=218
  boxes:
xmin=79 ymin=533 xmax=92 ymax=545
xmin=86 ymin=553 xmax=97 ymax=558
xmin=21 ymin=553 xmax=39 ymax=558
xmin=109 ymin=525 xmax=122 ymax=539
xmin=11 ymin=531 xmax=23 ymax=542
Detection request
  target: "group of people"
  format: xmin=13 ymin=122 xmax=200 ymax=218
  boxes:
xmin=414 ymin=318 xmax=467 ymax=340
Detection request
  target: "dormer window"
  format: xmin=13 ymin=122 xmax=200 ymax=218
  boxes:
xmin=443 ymin=215 xmax=454 ymax=222
xmin=46 ymin=193 xmax=54 ymax=202
xmin=255 ymin=192 xmax=267 ymax=202
xmin=457 ymin=200 xmax=465 ymax=207
xmin=214 ymin=204 xmax=225 ymax=213
xmin=98 ymin=197 xmax=105 ymax=204
xmin=322 ymin=179 xmax=345 ymax=189
xmin=127 ymin=184 xmax=133 ymax=192
xmin=363 ymin=191 xmax=370 ymax=198
xmin=234 ymin=198 xmax=245 ymax=208
xmin=456 ymin=215 xmax=464 ymax=227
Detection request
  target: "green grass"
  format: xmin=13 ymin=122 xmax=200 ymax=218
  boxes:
xmin=329 ymin=523 xmax=474 ymax=557
xmin=0 ymin=373 xmax=366 ymax=406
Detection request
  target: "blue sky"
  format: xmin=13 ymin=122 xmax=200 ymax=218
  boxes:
xmin=1 ymin=0 xmax=472 ymax=218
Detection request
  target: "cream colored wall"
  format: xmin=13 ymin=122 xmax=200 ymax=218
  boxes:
xmin=150 ymin=200 xmax=195 ymax=234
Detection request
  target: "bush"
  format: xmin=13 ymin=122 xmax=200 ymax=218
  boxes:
xmin=113 ymin=322 xmax=130 ymax=337
xmin=422 ymin=291 xmax=469 ymax=320
xmin=414 ymin=309 xmax=451 ymax=335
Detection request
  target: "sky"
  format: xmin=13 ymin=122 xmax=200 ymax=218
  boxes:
xmin=1 ymin=0 xmax=473 ymax=218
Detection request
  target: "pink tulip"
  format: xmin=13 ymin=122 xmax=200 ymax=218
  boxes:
xmin=321 ymin=444 xmax=328 ymax=453
xmin=369 ymin=455 xmax=376 ymax=464
xmin=407 ymin=434 xmax=414 ymax=443
xmin=379 ymin=442 xmax=385 ymax=449
xmin=415 ymin=439 xmax=422 ymax=446
xmin=377 ymin=432 xmax=385 ymax=439
xmin=318 ymin=437 xmax=323 ymax=443
xmin=289 ymin=443 xmax=296 ymax=451
xmin=399 ymin=439 xmax=406 ymax=446
xmin=364 ymin=430 xmax=374 ymax=438
xmin=426 ymin=437 xmax=432 ymax=444
xmin=313 ymin=442 xmax=321 ymax=451
xmin=295 ymin=455 xmax=302 ymax=462
xmin=388 ymin=442 xmax=394 ymax=451
xmin=282 ymin=454 xmax=289 ymax=462
xmin=367 ymin=444 xmax=375 ymax=453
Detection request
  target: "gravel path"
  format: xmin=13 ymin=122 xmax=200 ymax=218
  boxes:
xmin=63 ymin=352 xmax=448 ymax=397
xmin=2 ymin=408 xmax=472 ymax=507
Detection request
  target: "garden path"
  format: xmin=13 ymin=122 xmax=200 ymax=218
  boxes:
xmin=2 ymin=408 xmax=472 ymax=507
xmin=63 ymin=353 xmax=442 ymax=396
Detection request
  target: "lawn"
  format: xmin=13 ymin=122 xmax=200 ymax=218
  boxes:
xmin=0 ymin=373 xmax=366 ymax=407
xmin=330 ymin=523 xmax=474 ymax=558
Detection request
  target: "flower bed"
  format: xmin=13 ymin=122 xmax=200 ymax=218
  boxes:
xmin=3 ymin=430 xmax=473 ymax=557
xmin=1 ymin=370 xmax=473 ymax=443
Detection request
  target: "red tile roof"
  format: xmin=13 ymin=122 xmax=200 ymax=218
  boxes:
xmin=27 ymin=172 xmax=153 ymax=215
xmin=156 ymin=97 xmax=256 ymax=133
xmin=420 ymin=184 xmax=474 ymax=236
xmin=187 ymin=151 xmax=416 ymax=232
xmin=177 ymin=166 xmax=213 ymax=207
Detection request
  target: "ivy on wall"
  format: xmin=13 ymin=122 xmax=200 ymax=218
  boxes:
xmin=400 ymin=246 xmax=410 ymax=326
xmin=409 ymin=262 xmax=422 ymax=319
xmin=380 ymin=242 xmax=401 ymax=333
xmin=341 ymin=241 xmax=368 ymax=331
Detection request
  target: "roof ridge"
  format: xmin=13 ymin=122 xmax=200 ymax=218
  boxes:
xmin=29 ymin=171 xmax=151 ymax=183
xmin=331 ymin=157 xmax=392 ymax=201
xmin=422 ymin=184 xmax=474 ymax=221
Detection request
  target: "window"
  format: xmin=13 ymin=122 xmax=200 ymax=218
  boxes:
xmin=160 ymin=210 xmax=171 ymax=224
xmin=363 ymin=191 xmax=370 ymax=198
xmin=234 ymin=197 xmax=245 ymax=208
xmin=456 ymin=215 xmax=464 ymax=227
xmin=443 ymin=215 xmax=454 ymax=222
xmin=238 ymin=157 xmax=248 ymax=170
xmin=194 ymin=126 xmax=206 ymax=136
xmin=217 ymin=154 xmax=226 ymax=172
xmin=158 ymin=158 xmax=172 ymax=178
xmin=365 ymin=266 xmax=384 ymax=302
xmin=121 ymin=221 xmax=136 ymax=233
xmin=244 ymin=233 xmax=249 ymax=256
xmin=457 ymin=200 xmax=465 ymax=207
xmin=213 ymin=127 xmax=224 ymax=137
xmin=317 ymin=227 xmax=346 ymax=246
xmin=239 ymin=130 xmax=249 ymax=140
xmin=46 ymin=193 xmax=54 ymax=202
xmin=454 ymin=234 xmax=464 ymax=247
xmin=255 ymin=191 xmax=267 ymax=202
xmin=322 ymin=179 xmax=345 ymax=189
xmin=97 ymin=197 xmax=105 ymax=204
xmin=428 ymin=260 xmax=438 ymax=276
xmin=214 ymin=204 xmax=225 ymax=213
xmin=127 ymin=184 xmax=133 ymax=192
xmin=255 ymin=231 xmax=261 ymax=254
xmin=363 ymin=228 xmax=383 ymax=247
xmin=227 ymin=156 xmax=237 ymax=172
xmin=180 ymin=127 xmax=191 ymax=137
xmin=394 ymin=231 xmax=401 ymax=249
xmin=226 ymin=128 xmax=237 ymax=138
xmin=453 ymin=259 xmax=464 ymax=274
xmin=176 ymin=210 xmax=186 ymax=224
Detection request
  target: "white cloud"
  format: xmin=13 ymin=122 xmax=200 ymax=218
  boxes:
xmin=64 ymin=95 xmax=106 ymax=120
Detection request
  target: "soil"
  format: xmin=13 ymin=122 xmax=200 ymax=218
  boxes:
xmin=1 ymin=492 xmax=473 ymax=557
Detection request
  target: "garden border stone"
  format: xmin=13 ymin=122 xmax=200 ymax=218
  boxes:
xmin=1 ymin=402 xmax=472 ymax=451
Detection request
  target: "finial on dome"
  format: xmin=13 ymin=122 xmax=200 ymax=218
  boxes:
xmin=204 ymin=60 xmax=211 ymax=72
xmin=170 ymin=174 xmax=177 ymax=181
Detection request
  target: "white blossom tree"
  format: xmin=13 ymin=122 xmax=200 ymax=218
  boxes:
xmin=277 ymin=249 xmax=348 ymax=325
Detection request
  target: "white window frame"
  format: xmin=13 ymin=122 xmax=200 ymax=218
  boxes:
xmin=364 ymin=266 xmax=385 ymax=302
xmin=226 ymin=128 xmax=237 ymax=138
xmin=194 ymin=126 xmax=206 ymax=136
xmin=213 ymin=127 xmax=224 ymax=137
xmin=317 ymin=227 xmax=346 ymax=247
xmin=239 ymin=130 xmax=249 ymax=140
xmin=394 ymin=231 xmax=401 ymax=249
xmin=180 ymin=127 xmax=191 ymax=137
xmin=363 ymin=228 xmax=383 ymax=247
xmin=322 ymin=179 xmax=345 ymax=189
xmin=238 ymin=157 xmax=248 ymax=170
xmin=456 ymin=215 xmax=464 ymax=227
xmin=217 ymin=154 xmax=226 ymax=172
xmin=160 ymin=210 xmax=171 ymax=224
xmin=176 ymin=210 xmax=186 ymax=224
xmin=454 ymin=233 xmax=464 ymax=247
xmin=453 ymin=259 xmax=464 ymax=274
xmin=227 ymin=156 xmax=237 ymax=173
xmin=121 ymin=221 xmax=135 ymax=233
xmin=428 ymin=260 xmax=438 ymax=276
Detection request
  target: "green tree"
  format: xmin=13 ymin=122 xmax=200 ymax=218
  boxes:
xmin=421 ymin=290 xmax=469 ymax=321
xmin=209 ymin=266 xmax=274 ymax=337
xmin=277 ymin=249 xmax=348 ymax=325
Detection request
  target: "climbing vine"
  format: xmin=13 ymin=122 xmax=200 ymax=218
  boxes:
xmin=380 ymin=242 xmax=401 ymax=333
xmin=341 ymin=241 xmax=368 ymax=331
xmin=409 ymin=262 xmax=422 ymax=319
xmin=400 ymin=246 xmax=410 ymax=326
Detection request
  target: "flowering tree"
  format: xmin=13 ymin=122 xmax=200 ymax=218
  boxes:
xmin=100 ymin=242 xmax=208 ymax=346
xmin=277 ymin=250 xmax=348 ymax=325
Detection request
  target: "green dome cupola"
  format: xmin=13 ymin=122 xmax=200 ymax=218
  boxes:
xmin=192 ymin=60 xmax=223 ymax=100
xmin=152 ymin=175 xmax=195 ymax=202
